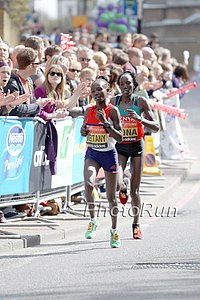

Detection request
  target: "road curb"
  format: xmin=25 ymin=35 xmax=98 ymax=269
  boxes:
xmin=0 ymin=239 xmax=24 ymax=253
xmin=155 ymin=164 xmax=191 ymax=202
xmin=0 ymin=228 xmax=66 ymax=254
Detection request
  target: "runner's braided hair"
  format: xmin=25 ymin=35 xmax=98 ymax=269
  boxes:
xmin=117 ymin=70 xmax=138 ymax=90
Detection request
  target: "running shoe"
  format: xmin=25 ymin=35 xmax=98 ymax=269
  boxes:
xmin=110 ymin=229 xmax=121 ymax=248
xmin=132 ymin=224 xmax=143 ymax=239
xmin=119 ymin=178 xmax=129 ymax=205
xmin=85 ymin=220 xmax=98 ymax=239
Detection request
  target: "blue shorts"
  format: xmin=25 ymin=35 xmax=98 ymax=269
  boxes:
xmin=85 ymin=147 xmax=119 ymax=173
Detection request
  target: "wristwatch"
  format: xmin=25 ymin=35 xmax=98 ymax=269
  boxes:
xmin=103 ymin=122 xmax=111 ymax=129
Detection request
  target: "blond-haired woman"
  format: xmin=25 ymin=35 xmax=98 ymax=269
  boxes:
xmin=34 ymin=64 xmax=68 ymax=175
xmin=44 ymin=54 xmax=87 ymax=110
xmin=34 ymin=64 xmax=67 ymax=120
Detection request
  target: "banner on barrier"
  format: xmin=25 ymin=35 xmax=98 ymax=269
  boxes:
xmin=51 ymin=117 xmax=75 ymax=188
xmin=160 ymin=95 xmax=185 ymax=160
xmin=0 ymin=118 xmax=34 ymax=195
xmin=0 ymin=117 xmax=87 ymax=196
xmin=72 ymin=117 xmax=86 ymax=185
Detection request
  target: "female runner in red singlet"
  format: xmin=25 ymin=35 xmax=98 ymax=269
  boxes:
xmin=80 ymin=77 xmax=123 ymax=248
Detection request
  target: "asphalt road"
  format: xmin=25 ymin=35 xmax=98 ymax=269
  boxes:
xmin=0 ymin=84 xmax=200 ymax=300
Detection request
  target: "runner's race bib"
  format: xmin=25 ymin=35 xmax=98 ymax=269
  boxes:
xmin=122 ymin=118 xmax=138 ymax=142
xmin=86 ymin=125 xmax=107 ymax=149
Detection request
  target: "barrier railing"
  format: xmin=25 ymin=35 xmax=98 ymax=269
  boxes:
xmin=0 ymin=116 xmax=86 ymax=218
xmin=0 ymin=104 xmax=187 ymax=221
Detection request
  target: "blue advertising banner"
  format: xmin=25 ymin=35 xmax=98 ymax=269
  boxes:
xmin=72 ymin=117 xmax=86 ymax=185
xmin=0 ymin=118 xmax=34 ymax=195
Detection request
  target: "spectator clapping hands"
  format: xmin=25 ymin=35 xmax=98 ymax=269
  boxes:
xmin=36 ymin=97 xmax=52 ymax=108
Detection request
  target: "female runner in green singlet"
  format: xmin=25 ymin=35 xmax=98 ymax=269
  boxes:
xmin=111 ymin=71 xmax=159 ymax=239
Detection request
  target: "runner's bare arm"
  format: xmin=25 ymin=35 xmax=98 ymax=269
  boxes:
xmin=136 ymin=97 xmax=159 ymax=132
xmin=107 ymin=106 xmax=123 ymax=143
xmin=80 ymin=106 xmax=90 ymax=136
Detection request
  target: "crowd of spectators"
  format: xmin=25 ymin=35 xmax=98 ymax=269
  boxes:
xmin=0 ymin=30 xmax=190 ymax=222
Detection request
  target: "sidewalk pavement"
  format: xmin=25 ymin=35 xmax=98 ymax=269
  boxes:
xmin=0 ymin=158 xmax=193 ymax=254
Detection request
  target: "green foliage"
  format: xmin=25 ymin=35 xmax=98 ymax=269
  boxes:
xmin=7 ymin=0 xmax=30 ymax=27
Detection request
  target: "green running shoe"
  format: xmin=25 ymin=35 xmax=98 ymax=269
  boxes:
xmin=110 ymin=229 xmax=121 ymax=248
xmin=85 ymin=220 xmax=98 ymax=239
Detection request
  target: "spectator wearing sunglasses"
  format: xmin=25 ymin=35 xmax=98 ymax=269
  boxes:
xmin=77 ymin=46 xmax=94 ymax=69
xmin=34 ymin=64 xmax=69 ymax=175
xmin=44 ymin=54 xmax=88 ymax=111
xmin=24 ymin=35 xmax=45 ymax=88
xmin=66 ymin=60 xmax=81 ymax=94
xmin=4 ymin=47 xmax=49 ymax=117
xmin=45 ymin=54 xmax=70 ymax=97
xmin=34 ymin=64 xmax=68 ymax=121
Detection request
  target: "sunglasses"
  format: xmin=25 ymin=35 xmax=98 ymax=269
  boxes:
xmin=49 ymin=71 xmax=62 ymax=77
xmin=32 ymin=62 xmax=40 ymax=66
xmin=79 ymin=57 xmax=91 ymax=62
xmin=69 ymin=69 xmax=81 ymax=73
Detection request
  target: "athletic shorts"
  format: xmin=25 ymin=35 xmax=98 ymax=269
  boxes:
xmin=85 ymin=147 xmax=119 ymax=173
xmin=115 ymin=139 xmax=144 ymax=159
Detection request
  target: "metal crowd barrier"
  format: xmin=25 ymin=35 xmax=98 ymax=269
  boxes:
xmin=0 ymin=115 xmax=87 ymax=227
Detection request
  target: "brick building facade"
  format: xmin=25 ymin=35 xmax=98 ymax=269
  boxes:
xmin=142 ymin=0 xmax=200 ymax=71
